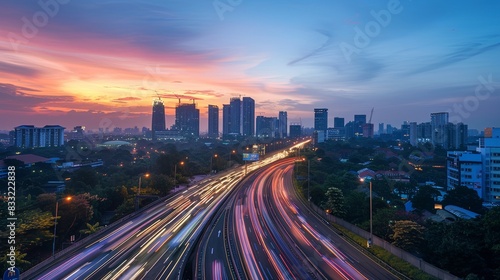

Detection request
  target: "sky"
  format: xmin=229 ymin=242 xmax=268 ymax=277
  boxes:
xmin=1 ymin=0 xmax=499 ymax=132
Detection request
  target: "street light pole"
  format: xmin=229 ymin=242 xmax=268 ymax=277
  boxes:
xmin=369 ymin=180 xmax=373 ymax=246
xmin=53 ymin=196 xmax=71 ymax=259
xmin=360 ymin=178 xmax=373 ymax=248
xmin=52 ymin=200 xmax=59 ymax=259
xmin=209 ymin=154 xmax=217 ymax=175
xmin=174 ymin=163 xmax=177 ymax=186
xmin=138 ymin=176 xmax=142 ymax=196
xmin=136 ymin=174 xmax=149 ymax=211
xmin=228 ymin=150 xmax=235 ymax=168
xmin=174 ymin=162 xmax=184 ymax=188
xmin=307 ymin=159 xmax=310 ymax=202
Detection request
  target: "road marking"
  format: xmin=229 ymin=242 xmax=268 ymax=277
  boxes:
xmin=211 ymin=247 xmax=214 ymax=254
xmin=218 ymin=230 xmax=221 ymax=237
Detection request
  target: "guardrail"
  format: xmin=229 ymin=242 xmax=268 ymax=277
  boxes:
xmin=21 ymin=194 xmax=168 ymax=279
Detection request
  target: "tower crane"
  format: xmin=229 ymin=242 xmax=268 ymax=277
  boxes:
xmin=174 ymin=94 xmax=181 ymax=104
xmin=155 ymin=90 xmax=162 ymax=100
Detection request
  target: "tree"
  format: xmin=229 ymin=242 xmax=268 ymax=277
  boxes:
xmin=150 ymin=174 xmax=173 ymax=196
xmin=372 ymin=208 xmax=397 ymax=240
xmin=442 ymin=185 xmax=483 ymax=213
xmin=0 ymin=250 xmax=30 ymax=272
xmin=411 ymin=185 xmax=440 ymax=212
xmin=481 ymin=207 xmax=500 ymax=278
xmin=79 ymin=222 xmax=103 ymax=235
xmin=17 ymin=210 xmax=54 ymax=247
xmin=423 ymin=219 xmax=485 ymax=277
xmin=38 ymin=194 xmax=93 ymax=242
xmin=390 ymin=220 xmax=424 ymax=253
xmin=344 ymin=191 xmax=367 ymax=224
xmin=322 ymin=187 xmax=346 ymax=217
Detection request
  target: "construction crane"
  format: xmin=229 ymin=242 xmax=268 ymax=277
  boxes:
xmin=368 ymin=107 xmax=374 ymax=124
xmin=155 ymin=90 xmax=162 ymax=100
xmin=174 ymin=94 xmax=181 ymax=104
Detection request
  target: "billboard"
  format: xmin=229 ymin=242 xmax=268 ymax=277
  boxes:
xmin=243 ymin=153 xmax=259 ymax=161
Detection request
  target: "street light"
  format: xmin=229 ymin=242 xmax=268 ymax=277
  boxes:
xmin=174 ymin=161 xmax=184 ymax=187
xmin=53 ymin=196 xmax=72 ymax=258
xmin=227 ymin=150 xmax=236 ymax=168
xmin=136 ymin=173 xmax=150 ymax=211
xmin=210 ymin=154 xmax=218 ymax=175
xmin=138 ymin=173 xmax=150 ymax=197
xmin=360 ymin=178 xmax=373 ymax=248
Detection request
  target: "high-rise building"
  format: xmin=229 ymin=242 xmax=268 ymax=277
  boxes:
xmin=478 ymin=127 xmax=500 ymax=204
xmin=345 ymin=121 xmax=356 ymax=139
xmin=454 ymin=122 xmax=468 ymax=149
xmin=378 ymin=123 xmax=384 ymax=135
xmin=334 ymin=117 xmax=344 ymax=128
xmin=327 ymin=127 xmax=345 ymax=141
xmin=314 ymin=108 xmax=328 ymax=139
xmin=289 ymin=124 xmax=302 ymax=138
xmin=447 ymin=151 xmax=482 ymax=198
xmin=354 ymin=114 xmax=366 ymax=124
xmin=208 ymin=105 xmax=219 ymax=138
xmin=256 ymin=116 xmax=277 ymax=138
xmin=431 ymin=112 xmax=449 ymax=148
xmin=278 ymin=111 xmax=287 ymax=138
xmin=362 ymin=123 xmax=374 ymax=138
xmin=151 ymin=98 xmax=166 ymax=141
xmin=448 ymin=128 xmax=500 ymax=204
xmin=229 ymin=98 xmax=241 ymax=135
xmin=174 ymin=103 xmax=200 ymax=137
xmin=409 ymin=122 xmax=418 ymax=146
xmin=67 ymin=126 xmax=85 ymax=141
xmin=242 ymin=97 xmax=255 ymax=137
xmin=14 ymin=125 xmax=65 ymax=148
xmin=386 ymin=124 xmax=393 ymax=134
xmin=222 ymin=104 xmax=230 ymax=137
xmin=417 ymin=122 xmax=432 ymax=143
xmin=354 ymin=114 xmax=366 ymax=136
xmin=401 ymin=121 xmax=410 ymax=141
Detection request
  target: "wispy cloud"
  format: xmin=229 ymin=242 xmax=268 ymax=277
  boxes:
xmin=0 ymin=62 xmax=41 ymax=77
xmin=407 ymin=39 xmax=500 ymax=76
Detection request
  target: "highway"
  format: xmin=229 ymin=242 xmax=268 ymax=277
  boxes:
xmin=26 ymin=170 xmax=247 ymax=279
xmin=194 ymin=158 xmax=400 ymax=280
xmin=25 ymin=144 xmax=301 ymax=280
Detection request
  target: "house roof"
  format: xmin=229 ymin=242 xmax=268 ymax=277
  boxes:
xmin=357 ymin=168 xmax=376 ymax=179
xmin=0 ymin=154 xmax=50 ymax=167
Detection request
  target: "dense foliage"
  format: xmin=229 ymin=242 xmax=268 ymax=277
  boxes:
xmin=0 ymin=138 xmax=252 ymax=272
xmin=294 ymin=138 xmax=498 ymax=279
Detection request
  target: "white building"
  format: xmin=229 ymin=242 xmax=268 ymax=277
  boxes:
xmin=447 ymin=151 xmax=483 ymax=198
xmin=478 ymin=127 xmax=500 ymax=204
xmin=14 ymin=125 xmax=65 ymax=148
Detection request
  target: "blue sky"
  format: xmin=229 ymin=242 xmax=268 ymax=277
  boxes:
xmin=0 ymin=0 xmax=499 ymax=131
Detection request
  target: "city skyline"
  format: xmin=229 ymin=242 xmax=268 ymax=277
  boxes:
xmin=1 ymin=1 xmax=500 ymax=132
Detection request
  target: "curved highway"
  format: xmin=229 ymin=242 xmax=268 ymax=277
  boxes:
xmin=25 ymin=144 xmax=302 ymax=280
xmin=193 ymin=158 xmax=400 ymax=280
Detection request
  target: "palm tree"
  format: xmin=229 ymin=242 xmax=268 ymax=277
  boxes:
xmin=79 ymin=222 xmax=103 ymax=235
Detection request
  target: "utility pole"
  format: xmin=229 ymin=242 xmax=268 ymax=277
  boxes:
xmin=307 ymin=159 xmax=310 ymax=202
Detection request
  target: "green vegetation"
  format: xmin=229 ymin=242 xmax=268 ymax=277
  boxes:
xmin=294 ymin=138 xmax=499 ymax=279
xmin=0 ymin=139 xmax=250 ymax=272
